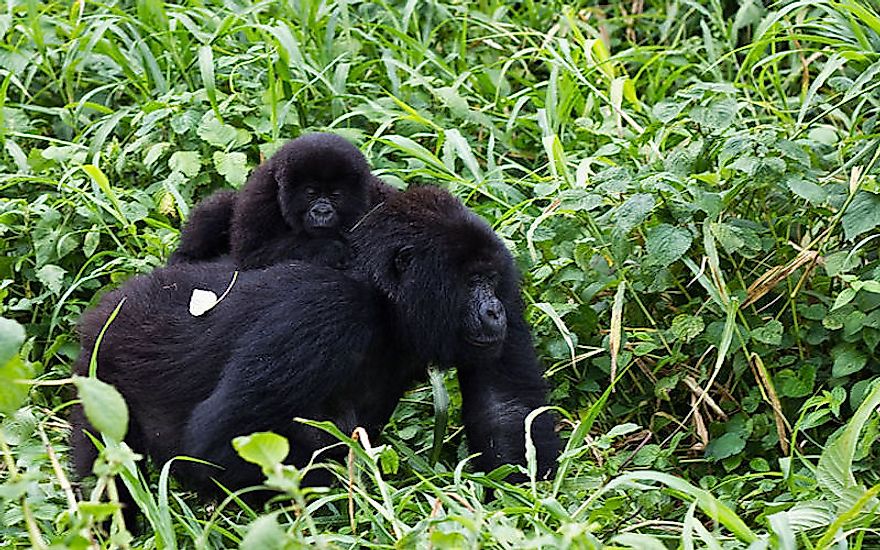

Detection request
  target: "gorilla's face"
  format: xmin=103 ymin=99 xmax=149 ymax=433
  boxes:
xmin=389 ymin=242 xmax=510 ymax=364
xmin=461 ymin=271 xmax=507 ymax=350
xmin=281 ymin=171 xmax=368 ymax=237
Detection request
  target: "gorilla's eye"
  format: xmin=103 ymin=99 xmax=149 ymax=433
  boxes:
xmin=330 ymin=190 xmax=342 ymax=199
xmin=304 ymin=186 xmax=316 ymax=196
xmin=393 ymin=245 xmax=415 ymax=276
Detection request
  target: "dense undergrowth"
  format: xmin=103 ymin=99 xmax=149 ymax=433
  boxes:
xmin=1 ymin=0 xmax=880 ymax=547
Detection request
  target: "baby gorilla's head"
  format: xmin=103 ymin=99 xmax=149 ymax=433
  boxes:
xmin=273 ymin=133 xmax=372 ymax=237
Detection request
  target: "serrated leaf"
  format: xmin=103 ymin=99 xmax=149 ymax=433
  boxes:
xmin=709 ymin=222 xmax=744 ymax=253
xmin=646 ymin=224 xmax=692 ymax=267
xmin=652 ymin=100 xmax=685 ymax=123
xmin=73 ymin=376 xmax=129 ymax=442
xmin=615 ymin=194 xmax=655 ymax=233
xmin=197 ymin=116 xmax=237 ymax=148
xmin=213 ymin=151 xmax=249 ymax=187
xmin=690 ymin=97 xmax=738 ymax=132
xmin=670 ymin=314 xmax=704 ymax=342
xmin=751 ymin=319 xmax=783 ymax=345
xmin=169 ymin=151 xmax=201 ymax=178
xmin=36 ymin=264 xmax=66 ymax=295
xmin=842 ymin=191 xmax=880 ymax=241
xmin=233 ymin=432 xmax=289 ymax=470
xmin=379 ymin=446 xmax=399 ymax=474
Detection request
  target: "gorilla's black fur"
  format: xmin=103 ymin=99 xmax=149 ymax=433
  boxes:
xmin=70 ymin=186 xmax=558 ymax=501
xmin=167 ymin=190 xmax=237 ymax=265
xmin=168 ymin=133 xmax=395 ymax=269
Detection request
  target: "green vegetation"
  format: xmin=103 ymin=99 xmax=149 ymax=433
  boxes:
xmin=1 ymin=0 xmax=880 ymax=547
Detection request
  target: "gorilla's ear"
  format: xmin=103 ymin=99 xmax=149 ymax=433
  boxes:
xmin=393 ymin=245 xmax=415 ymax=276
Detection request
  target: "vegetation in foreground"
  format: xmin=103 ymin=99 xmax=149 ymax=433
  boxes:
xmin=1 ymin=0 xmax=880 ymax=547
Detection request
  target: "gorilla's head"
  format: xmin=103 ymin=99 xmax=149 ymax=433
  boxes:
xmin=273 ymin=133 xmax=371 ymax=237
xmin=352 ymin=187 xmax=518 ymax=365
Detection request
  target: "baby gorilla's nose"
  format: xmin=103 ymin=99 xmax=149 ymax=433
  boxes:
xmin=479 ymin=297 xmax=507 ymax=335
xmin=309 ymin=201 xmax=337 ymax=227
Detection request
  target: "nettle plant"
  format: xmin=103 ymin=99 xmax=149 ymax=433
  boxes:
xmin=522 ymin=79 xmax=880 ymax=473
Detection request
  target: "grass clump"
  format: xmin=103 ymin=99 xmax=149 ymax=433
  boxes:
xmin=1 ymin=0 xmax=880 ymax=547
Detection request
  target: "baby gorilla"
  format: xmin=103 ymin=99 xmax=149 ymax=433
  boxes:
xmin=70 ymin=186 xmax=558 ymax=503
xmin=169 ymin=133 xmax=394 ymax=269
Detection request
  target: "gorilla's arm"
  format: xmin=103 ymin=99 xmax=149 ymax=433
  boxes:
xmin=168 ymin=190 xmax=237 ymax=265
xmin=230 ymin=164 xmax=294 ymax=268
xmin=457 ymin=315 xmax=559 ymax=481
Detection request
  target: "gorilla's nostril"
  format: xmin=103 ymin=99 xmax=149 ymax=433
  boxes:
xmin=480 ymin=299 xmax=506 ymax=328
xmin=312 ymin=204 xmax=333 ymax=216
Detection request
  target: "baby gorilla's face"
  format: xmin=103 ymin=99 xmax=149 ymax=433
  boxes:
xmin=286 ymin=173 xmax=367 ymax=237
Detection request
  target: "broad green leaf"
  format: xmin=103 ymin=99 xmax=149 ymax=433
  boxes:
xmin=0 ymin=317 xmax=25 ymax=366
xmin=646 ymin=224 xmax=692 ymax=267
xmin=233 ymin=432 xmax=289 ymax=470
xmin=705 ymin=432 xmax=746 ymax=461
xmin=786 ymin=178 xmax=827 ymax=204
xmin=0 ymin=355 xmax=32 ymax=415
xmin=36 ymin=264 xmax=66 ymax=295
xmin=652 ymin=100 xmax=686 ymax=123
xmin=861 ymin=280 xmax=880 ymax=294
xmin=831 ymin=343 xmax=867 ymax=377
xmin=143 ymin=142 xmax=169 ymax=167
xmin=73 ymin=376 xmax=129 ymax=442
xmin=690 ymin=97 xmax=738 ymax=132
xmin=615 ymin=194 xmax=655 ymax=233
xmin=78 ymin=502 xmax=121 ymax=522
xmin=197 ymin=116 xmax=237 ymax=148
xmin=169 ymin=151 xmax=201 ymax=178
xmin=842 ymin=191 xmax=880 ymax=241
xmin=213 ymin=151 xmax=249 ymax=187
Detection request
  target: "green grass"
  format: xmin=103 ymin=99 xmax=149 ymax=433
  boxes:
xmin=1 ymin=0 xmax=880 ymax=547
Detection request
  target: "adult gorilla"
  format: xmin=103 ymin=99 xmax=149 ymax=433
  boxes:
xmin=70 ymin=186 xmax=558 ymax=498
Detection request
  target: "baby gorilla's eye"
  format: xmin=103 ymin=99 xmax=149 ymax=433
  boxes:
xmin=304 ymin=186 xmax=316 ymax=196
xmin=330 ymin=190 xmax=342 ymax=199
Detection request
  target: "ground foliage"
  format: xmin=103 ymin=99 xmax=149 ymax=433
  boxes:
xmin=1 ymin=0 xmax=880 ymax=547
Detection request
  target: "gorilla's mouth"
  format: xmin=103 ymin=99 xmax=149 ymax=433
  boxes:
xmin=466 ymin=334 xmax=505 ymax=348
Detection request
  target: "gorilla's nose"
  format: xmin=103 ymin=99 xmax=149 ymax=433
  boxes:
xmin=310 ymin=203 xmax=336 ymax=226
xmin=479 ymin=298 xmax=507 ymax=335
